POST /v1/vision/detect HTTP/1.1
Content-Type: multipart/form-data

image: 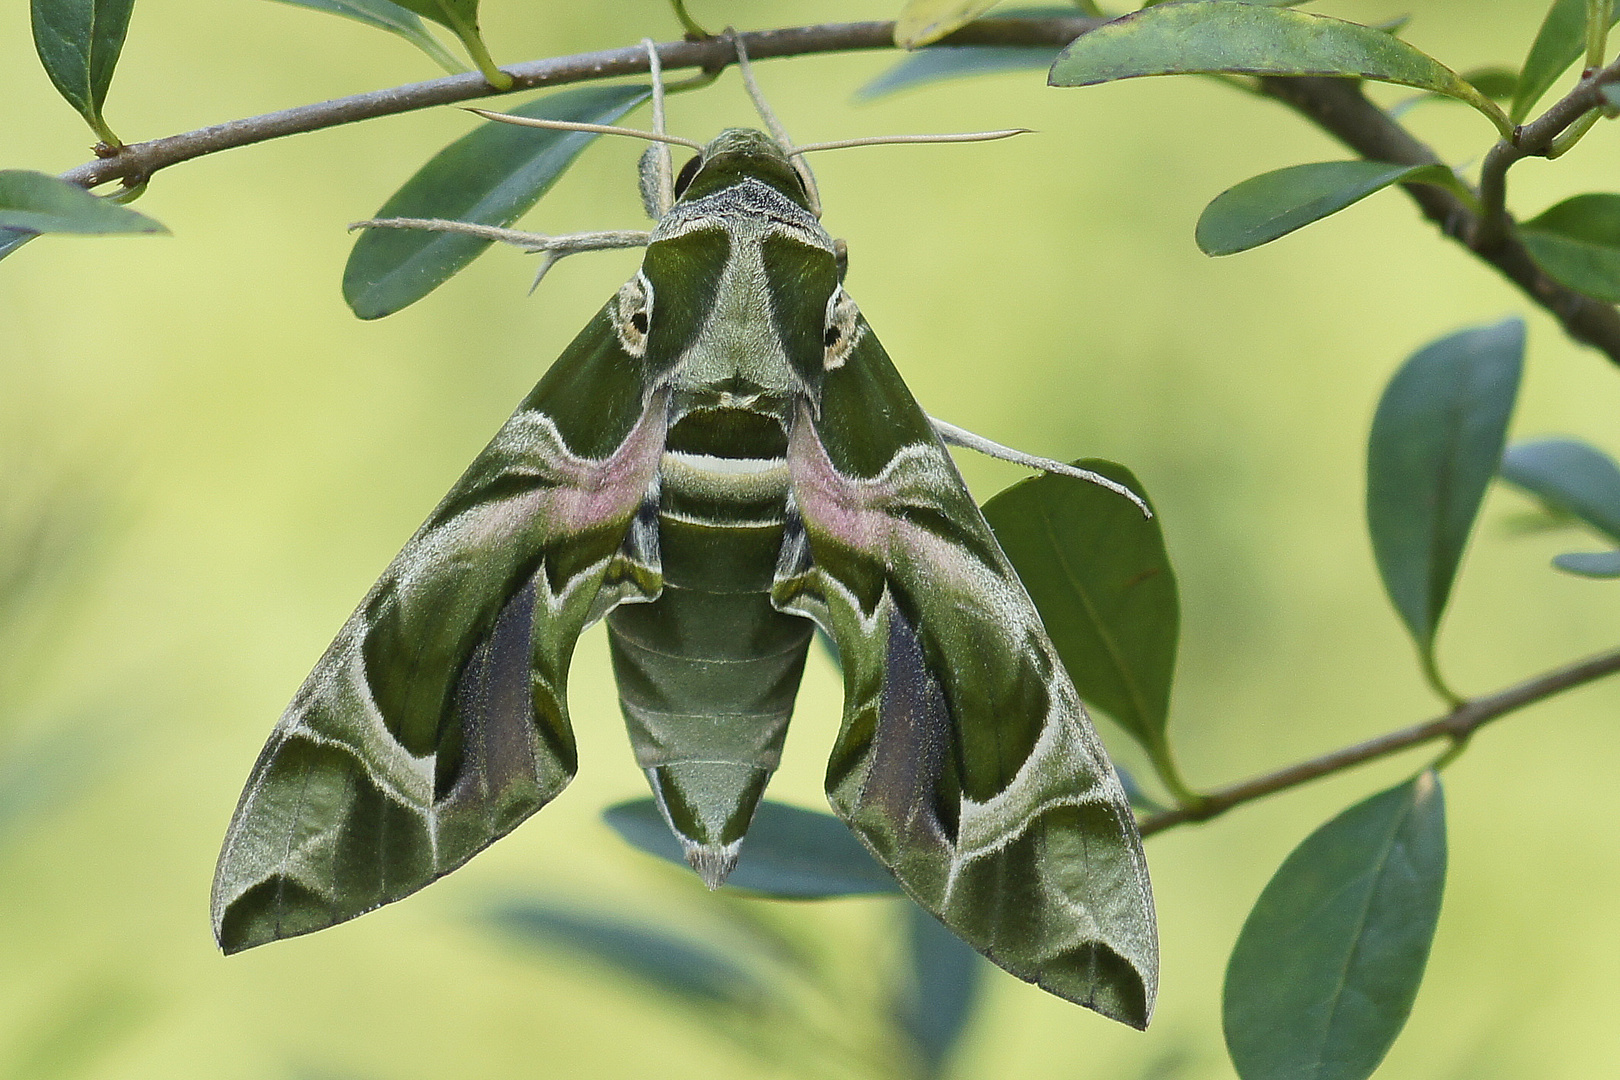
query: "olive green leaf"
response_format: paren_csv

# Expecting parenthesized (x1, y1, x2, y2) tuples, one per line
(1501, 438, 1620, 577)
(29, 0, 136, 146)
(265, 0, 465, 74)
(982, 460, 1181, 780)
(1224, 772, 1446, 1080)
(0, 230, 36, 262)
(859, 7, 1075, 99)
(0, 171, 165, 235)
(895, 0, 1004, 49)
(343, 83, 650, 319)
(603, 798, 902, 898)
(1519, 194, 1620, 303)
(1196, 161, 1467, 256)
(1512, 0, 1620, 122)
(489, 902, 769, 1010)
(1367, 319, 1524, 700)
(1048, 3, 1513, 136)
(388, 0, 509, 87)
(894, 904, 984, 1078)
(1462, 66, 1519, 100)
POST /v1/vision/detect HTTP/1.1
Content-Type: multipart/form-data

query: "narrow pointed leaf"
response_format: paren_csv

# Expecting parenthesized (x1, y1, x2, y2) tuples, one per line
(488, 902, 767, 1009)
(1500, 438, 1620, 542)
(1519, 194, 1620, 303)
(1224, 772, 1447, 1080)
(343, 83, 650, 319)
(1049, 4, 1510, 133)
(1553, 550, 1620, 576)
(896, 903, 984, 1077)
(1512, 0, 1620, 122)
(0, 230, 36, 261)
(30, 0, 135, 144)
(1366, 319, 1524, 668)
(265, 0, 466, 73)
(895, 0, 1004, 49)
(604, 798, 902, 898)
(387, 0, 508, 86)
(981, 460, 1178, 758)
(0, 171, 165, 235)
(1196, 161, 1464, 256)
(1461, 66, 1519, 101)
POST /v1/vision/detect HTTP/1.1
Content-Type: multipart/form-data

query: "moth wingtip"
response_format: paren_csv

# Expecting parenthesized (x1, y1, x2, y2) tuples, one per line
(682, 839, 742, 890)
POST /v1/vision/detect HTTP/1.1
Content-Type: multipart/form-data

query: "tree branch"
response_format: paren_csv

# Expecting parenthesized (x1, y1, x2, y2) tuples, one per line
(1138, 644, 1620, 837)
(1257, 75, 1620, 368)
(51, 15, 1620, 365)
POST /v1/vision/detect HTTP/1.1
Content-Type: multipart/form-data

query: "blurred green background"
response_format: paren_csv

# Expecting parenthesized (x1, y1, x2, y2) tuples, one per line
(5, 0, 1620, 1076)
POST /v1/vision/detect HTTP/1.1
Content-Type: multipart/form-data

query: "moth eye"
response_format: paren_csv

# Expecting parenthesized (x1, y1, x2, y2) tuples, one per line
(615, 272, 653, 357)
(673, 154, 702, 197)
(822, 289, 862, 371)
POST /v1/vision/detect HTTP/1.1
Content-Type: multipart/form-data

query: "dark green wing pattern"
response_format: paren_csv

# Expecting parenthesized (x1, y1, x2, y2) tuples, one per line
(774, 320, 1158, 1027)
(212, 307, 665, 953)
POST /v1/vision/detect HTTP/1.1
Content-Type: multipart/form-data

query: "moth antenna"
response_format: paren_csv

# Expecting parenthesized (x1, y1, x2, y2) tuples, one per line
(929, 416, 1153, 518)
(643, 38, 675, 218)
(732, 33, 822, 218)
(790, 129, 1035, 156)
(463, 109, 703, 150)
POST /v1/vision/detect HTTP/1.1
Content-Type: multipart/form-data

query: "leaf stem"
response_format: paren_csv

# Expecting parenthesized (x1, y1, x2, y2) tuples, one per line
(1419, 648, 1464, 708)
(670, 0, 710, 39)
(1138, 643, 1620, 838)
(1589, 0, 1613, 69)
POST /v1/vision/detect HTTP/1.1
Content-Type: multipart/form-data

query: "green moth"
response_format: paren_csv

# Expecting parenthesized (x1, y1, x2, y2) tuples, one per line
(212, 45, 1158, 1028)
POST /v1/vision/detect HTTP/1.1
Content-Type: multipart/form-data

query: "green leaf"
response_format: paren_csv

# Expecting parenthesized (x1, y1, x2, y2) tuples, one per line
(1461, 66, 1519, 100)
(343, 83, 650, 319)
(388, 0, 509, 86)
(1512, 0, 1620, 122)
(0, 230, 36, 261)
(1196, 161, 1464, 257)
(1520, 193, 1620, 303)
(1500, 438, 1620, 542)
(1048, 3, 1512, 135)
(894, 904, 984, 1078)
(982, 460, 1179, 764)
(1223, 773, 1446, 1080)
(265, 0, 466, 74)
(895, 0, 1004, 49)
(1366, 319, 1524, 697)
(1553, 550, 1620, 576)
(488, 902, 768, 1009)
(0, 171, 166, 235)
(603, 798, 903, 898)
(29, 0, 136, 145)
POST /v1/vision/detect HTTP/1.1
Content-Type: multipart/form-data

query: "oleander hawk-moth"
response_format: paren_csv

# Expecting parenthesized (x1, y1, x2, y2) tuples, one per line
(212, 92, 1158, 1027)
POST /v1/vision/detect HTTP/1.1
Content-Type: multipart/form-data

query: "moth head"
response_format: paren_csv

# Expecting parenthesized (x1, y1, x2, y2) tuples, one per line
(674, 128, 817, 214)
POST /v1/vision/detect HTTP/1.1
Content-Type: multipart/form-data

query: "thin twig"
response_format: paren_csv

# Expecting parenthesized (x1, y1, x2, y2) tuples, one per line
(1138, 644, 1620, 837)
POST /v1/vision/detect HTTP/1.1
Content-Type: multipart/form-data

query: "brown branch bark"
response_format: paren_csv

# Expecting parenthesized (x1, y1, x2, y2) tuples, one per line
(1138, 644, 1620, 837)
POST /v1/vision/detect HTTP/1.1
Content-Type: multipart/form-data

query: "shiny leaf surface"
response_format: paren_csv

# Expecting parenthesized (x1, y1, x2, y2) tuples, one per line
(604, 798, 903, 898)
(1520, 194, 1620, 303)
(982, 460, 1178, 759)
(1500, 437, 1620, 542)
(1224, 773, 1447, 1080)
(29, 0, 135, 144)
(1049, 3, 1508, 132)
(343, 83, 649, 319)
(1366, 319, 1524, 680)
(1197, 161, 1464, 256)
(0, 171, 165, 235)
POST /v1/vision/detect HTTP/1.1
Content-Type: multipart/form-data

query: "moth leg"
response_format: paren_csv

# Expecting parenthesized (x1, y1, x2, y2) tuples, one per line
(733, 34, 822, 218)
(639, 38, 675, 220)
(348, 219, 652, 291)
(928, 415, 1152, 517)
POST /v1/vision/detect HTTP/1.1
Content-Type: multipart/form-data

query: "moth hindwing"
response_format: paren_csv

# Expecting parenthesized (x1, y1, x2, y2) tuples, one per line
(213, 125, 1158, 1028)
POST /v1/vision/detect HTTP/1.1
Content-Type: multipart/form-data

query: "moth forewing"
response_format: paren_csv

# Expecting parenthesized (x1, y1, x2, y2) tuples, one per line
(215, 73, 1158, 1027)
